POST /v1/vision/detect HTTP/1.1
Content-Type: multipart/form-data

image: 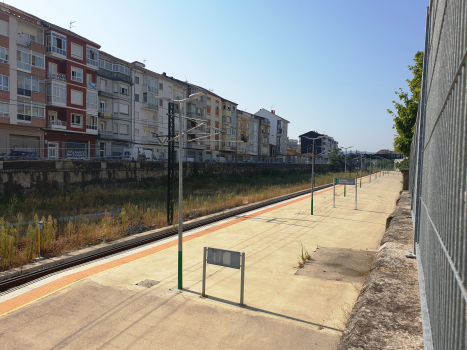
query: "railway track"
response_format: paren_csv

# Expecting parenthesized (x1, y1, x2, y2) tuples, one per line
(0, 182, 333, 293)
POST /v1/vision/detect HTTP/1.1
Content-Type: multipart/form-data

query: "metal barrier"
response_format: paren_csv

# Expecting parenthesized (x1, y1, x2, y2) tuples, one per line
(409, 3, 467, 349)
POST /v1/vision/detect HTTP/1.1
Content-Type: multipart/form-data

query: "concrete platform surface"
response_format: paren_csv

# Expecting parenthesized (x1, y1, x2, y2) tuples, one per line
(0, 173, 401, 350)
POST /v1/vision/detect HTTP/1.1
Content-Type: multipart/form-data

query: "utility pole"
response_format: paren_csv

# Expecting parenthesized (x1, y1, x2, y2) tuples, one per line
(167, 103, 175, 225)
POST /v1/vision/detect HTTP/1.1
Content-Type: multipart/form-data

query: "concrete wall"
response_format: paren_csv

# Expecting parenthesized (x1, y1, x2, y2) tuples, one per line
(0, 160, 333, 193)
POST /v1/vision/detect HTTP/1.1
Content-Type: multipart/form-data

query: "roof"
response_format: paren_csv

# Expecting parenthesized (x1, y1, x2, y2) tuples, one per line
(1, 3, 101, 48)
(99, 50, 132, 66)
(257, 108, 290, 123)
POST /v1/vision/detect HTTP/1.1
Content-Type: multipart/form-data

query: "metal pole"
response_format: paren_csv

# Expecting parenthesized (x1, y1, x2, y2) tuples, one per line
(360, 154, 362, 188)
(178, 101, 183, 290)
(355, 179, 357, 210)
(333, 178, 335, 208)
(311, 139, 315, 215)
(240, 252, 245, 306)
(202, 247, 207, 297)
(38, 228, 41, 259)
(344, 149, 347, 197)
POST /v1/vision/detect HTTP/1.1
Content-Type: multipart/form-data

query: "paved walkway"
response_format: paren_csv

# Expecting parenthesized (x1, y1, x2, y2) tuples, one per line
(0, 173, 401, 350)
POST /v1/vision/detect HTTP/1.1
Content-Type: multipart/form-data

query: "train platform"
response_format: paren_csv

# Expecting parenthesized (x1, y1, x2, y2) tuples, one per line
(0, 173, 402, 350)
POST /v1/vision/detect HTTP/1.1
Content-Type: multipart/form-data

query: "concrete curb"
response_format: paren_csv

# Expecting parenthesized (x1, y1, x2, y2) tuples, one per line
(0, 185, 322, 284)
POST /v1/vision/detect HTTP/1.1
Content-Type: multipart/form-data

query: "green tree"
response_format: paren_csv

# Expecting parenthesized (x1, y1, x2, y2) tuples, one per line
(387, 51, 423, 157)
(329, 148, 344, 170)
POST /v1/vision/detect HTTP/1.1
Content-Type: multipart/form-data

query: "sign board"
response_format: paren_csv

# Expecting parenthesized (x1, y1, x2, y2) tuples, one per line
(207, 248, 241, 269)
(336, 178, 356, 185)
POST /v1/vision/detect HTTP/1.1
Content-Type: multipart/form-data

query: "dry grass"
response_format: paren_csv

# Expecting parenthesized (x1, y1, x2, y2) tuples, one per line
(0, 170, 367, 271)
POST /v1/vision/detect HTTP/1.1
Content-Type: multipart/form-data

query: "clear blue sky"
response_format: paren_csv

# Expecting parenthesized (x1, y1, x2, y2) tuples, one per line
(11, 0, 428, 152)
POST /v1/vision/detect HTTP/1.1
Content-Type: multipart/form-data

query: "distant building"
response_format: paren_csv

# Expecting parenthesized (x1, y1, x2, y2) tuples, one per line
(287, 138, 298, 150)
(376, 149, 404, 159)
(255, 109, 289, 157)
(299, 131, 338, 160)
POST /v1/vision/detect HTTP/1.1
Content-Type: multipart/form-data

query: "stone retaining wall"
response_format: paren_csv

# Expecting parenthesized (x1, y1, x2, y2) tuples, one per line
(0, 160, 333, 193)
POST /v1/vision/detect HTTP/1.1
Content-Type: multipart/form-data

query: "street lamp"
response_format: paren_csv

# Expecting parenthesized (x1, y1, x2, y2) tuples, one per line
(302, 135, 325, 215)
(341, 146, 353, 197)
(161, 92, 205, 290)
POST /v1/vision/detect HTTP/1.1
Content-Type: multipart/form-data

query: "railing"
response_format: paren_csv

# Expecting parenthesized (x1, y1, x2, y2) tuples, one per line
(46, 95, 66, 106)
(144, 120, 158, 127)
(98, 85, 113, 94)
(47, 72, 67, 82)
(47, 120, 67, 129)
(142, 136, 159, 143)
(86, 124, 98, 133)
(143, 103, 158, 111)
(408, 2, 467, 349)
(17, 36, 43, 47)
(98, 129, 113, 135)
(98, 108, 112, 115)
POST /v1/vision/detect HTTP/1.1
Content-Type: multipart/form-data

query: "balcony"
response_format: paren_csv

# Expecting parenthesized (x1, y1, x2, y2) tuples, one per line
(143, 119, 158, 127)
(187, 142, 205, 150)
(142, 103, 158, 111)
(47, 120, 67, 130)
(98, 85, 113, 99)
(47, 72, 67, 82)
(98, 129, 113, 139)
(142, 136, 160, 143)
(98, 108, 112, 119)
(46, 95, 66, 107)
(97, 68, 132, 84)
(86, 124, 98, 134)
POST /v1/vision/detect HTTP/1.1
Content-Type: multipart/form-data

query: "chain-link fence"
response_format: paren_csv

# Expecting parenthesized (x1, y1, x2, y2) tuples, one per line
(409, 3, 467, 349)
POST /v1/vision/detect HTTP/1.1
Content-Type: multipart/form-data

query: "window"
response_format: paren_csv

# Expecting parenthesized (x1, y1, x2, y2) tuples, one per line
(120, 104, 129, 115)
(113, 123, 118, 134)
(159, 99, 163, 107)
(71, 67, 83, 82)
(135, 94, 139, 102)
(113, 102, 119, 113)
(86, 47, 99, 67)
(113, 82, 119, 93)
(120, 85, 128, 95)
(47, 82, 67, 105)
(216, 103, 219, 110)
(99, 59, 113, 71)
(227, 105, 231, 111)
(31, 52, 45, 69)
(71, 113, 82, 127)
(135, 129, 139, 137)
(0, 46, 8, 63)
(17, 73, 30, 96)
(0, 19, 7, 36)
(71, 90, 83, 105)
(17, 100, 45, 121)
(87, 91, 98, 111)
(143, 76, 158, 93)
(223, 104, 226, 110)
(135, 112, 139, 119)
(120, 124, 129, 135)
(232, 105, 236, 113)
(207, 99, 211, 107)
(87, 73, 92, 84)
(227, 117, 231, 123)
(0, 102, 9, 118)
(45, 32, 66, 56)
(17, 48, 31, 71)
(135, 76, 139, 84)
(100, 100, 106, 111)
(71, 43, 83, 59)
(112, 63, 130, 75)
(32, 76, 45, 94)
(0, 74, 7, 91)
(159, 82, 163, 90)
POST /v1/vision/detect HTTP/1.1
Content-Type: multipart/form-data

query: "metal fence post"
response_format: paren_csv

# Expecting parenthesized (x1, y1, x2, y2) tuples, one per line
(333, 178, 335, 208)
(355, 181, 357, 210)
(240, 252, 245, 306)
(201, 246, 207, 297)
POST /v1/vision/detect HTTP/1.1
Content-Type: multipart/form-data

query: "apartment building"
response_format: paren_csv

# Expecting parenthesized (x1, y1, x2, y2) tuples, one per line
(220, 99, 238, 160)
(0, 4, 290, 162)
(0, 6, 47, 155)
(299, 131, 338, 160)
(42, 19, 101, 159)
(95, 51, 132, 158)
(255, 109, 289, 157)
(205, 91, 221, 160)
(257, 116, 270, 157)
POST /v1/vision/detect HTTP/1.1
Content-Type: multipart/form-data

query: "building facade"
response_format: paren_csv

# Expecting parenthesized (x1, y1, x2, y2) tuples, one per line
(255, 108, 289, 158)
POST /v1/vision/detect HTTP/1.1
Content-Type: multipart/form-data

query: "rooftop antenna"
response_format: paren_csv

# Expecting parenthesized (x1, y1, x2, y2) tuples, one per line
(143, 59, 147, 66)
(69, 21, 76, 31)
